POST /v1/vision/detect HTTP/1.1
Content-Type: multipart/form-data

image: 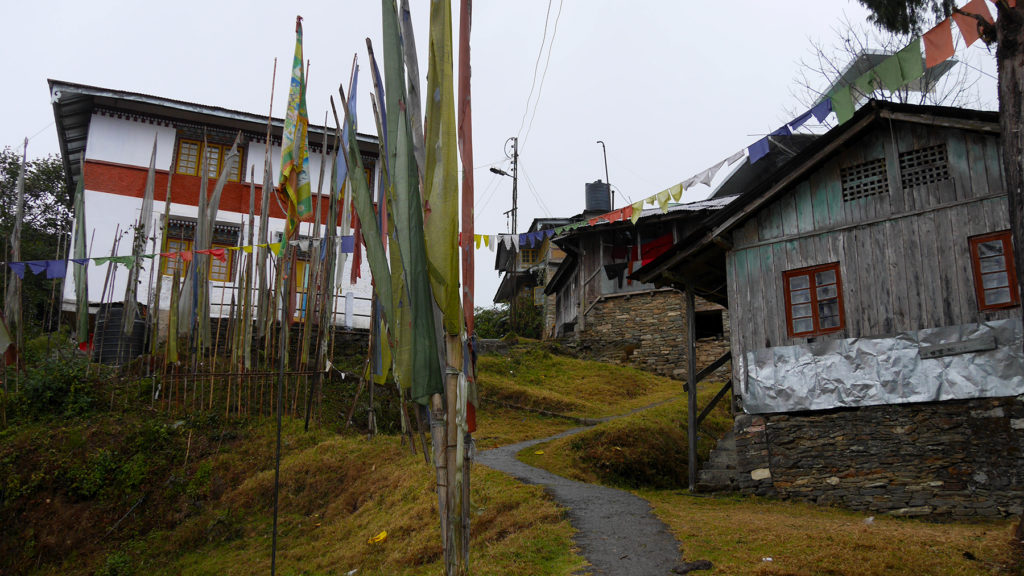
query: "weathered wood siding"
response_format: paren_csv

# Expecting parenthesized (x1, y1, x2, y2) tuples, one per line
(727, 120, 1017, 383)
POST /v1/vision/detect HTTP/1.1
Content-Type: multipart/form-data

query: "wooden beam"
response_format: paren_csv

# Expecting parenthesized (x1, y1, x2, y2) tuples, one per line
(685, 286, 698, 492)
(696, 379, 733, 429)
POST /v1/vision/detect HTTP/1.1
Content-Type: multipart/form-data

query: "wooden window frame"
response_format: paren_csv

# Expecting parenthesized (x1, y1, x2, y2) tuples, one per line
(175, 138, 243, 182)
(162, 237, 193, 276)
(783, 262, 845, 338)
(969, 230, 1019, 311)
(161, 222, 239, 283)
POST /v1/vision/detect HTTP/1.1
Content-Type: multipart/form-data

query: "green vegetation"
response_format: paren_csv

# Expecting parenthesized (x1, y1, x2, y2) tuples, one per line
(2, 338, 1021, 575)
(519, 395, 732, 489)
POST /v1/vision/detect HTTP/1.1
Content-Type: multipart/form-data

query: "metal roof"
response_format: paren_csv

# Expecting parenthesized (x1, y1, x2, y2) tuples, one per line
(48, 79, 379, 192)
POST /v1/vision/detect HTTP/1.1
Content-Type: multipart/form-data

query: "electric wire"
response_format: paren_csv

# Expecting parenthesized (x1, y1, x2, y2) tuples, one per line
(515, 0, 555, 143)
(521, 0, 564, 149)
(518, 165, 553, 218)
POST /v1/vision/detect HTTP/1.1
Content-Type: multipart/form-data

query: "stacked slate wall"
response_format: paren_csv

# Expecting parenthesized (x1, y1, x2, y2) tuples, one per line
(733, 396, 1024, 518)
(569, 289, 731, 380)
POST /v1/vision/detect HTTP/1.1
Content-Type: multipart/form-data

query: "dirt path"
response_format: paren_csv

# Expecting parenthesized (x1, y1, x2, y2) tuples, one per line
(476, 425, 686, 575)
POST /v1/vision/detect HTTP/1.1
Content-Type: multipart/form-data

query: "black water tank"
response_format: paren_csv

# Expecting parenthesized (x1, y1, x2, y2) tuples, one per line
(92, 303, 147, 365)
(585, 180, 611, 212)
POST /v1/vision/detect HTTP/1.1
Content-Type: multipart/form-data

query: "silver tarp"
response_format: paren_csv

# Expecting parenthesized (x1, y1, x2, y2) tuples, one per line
(743, 318, 1024, 414)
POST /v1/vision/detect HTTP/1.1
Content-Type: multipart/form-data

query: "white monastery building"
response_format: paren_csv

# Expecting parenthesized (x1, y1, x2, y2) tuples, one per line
(50, 79, 378, 331)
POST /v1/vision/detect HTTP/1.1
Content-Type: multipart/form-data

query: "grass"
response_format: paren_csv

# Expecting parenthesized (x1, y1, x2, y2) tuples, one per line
(643, 491, 1022, 576)
(6, 339, 1023, 575)
(518, 384, 733, 489)
(476, 341, 683, 420)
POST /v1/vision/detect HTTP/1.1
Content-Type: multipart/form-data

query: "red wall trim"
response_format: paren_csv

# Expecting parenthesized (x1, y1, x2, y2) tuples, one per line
(83, 160, 343, 224)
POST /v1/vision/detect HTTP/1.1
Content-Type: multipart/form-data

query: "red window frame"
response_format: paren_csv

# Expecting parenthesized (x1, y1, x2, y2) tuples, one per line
(969, 230, 1019, 311)
(783, 262, 845, 338)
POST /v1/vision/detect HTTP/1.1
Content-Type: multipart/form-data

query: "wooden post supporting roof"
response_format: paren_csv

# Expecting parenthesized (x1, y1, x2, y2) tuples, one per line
(686, 286, 698, 492)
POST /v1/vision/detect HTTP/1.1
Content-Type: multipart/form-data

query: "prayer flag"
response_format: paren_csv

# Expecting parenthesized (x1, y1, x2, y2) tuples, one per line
(45, 260, 66, 279)
(26, 261, 46, 276)
(631, 200, 644, 224)
(423, 0, 462, 336)
(657, 189, 670, 212)
(923, 19, 954, 69)
(854, 70, 876, 96)
(830, 87, 855, 124)
(875, 54, 903, 91)
(810, 99, 832, 123)
(279, 16, 314, 239)
(72, 160, 89, 344)
(748, 137, 770, 164)
(952, 0, 993, 47)
(726, 149, 747, 165)
(897, 38, 924, 85)
(790, 110, 813, 131)
(771, 125, 792, 137)
(8, 262, 25, 279)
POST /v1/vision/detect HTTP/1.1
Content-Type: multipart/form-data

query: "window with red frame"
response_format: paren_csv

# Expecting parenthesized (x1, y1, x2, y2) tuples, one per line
(969, 230, 1019, 311)
(783, 262, 844, 338)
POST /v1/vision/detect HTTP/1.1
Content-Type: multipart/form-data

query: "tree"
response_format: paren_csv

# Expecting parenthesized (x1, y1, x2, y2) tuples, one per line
(856, 0, 1023, 539)
(0, 148, 72, 335)
(791, 14, 984, 118)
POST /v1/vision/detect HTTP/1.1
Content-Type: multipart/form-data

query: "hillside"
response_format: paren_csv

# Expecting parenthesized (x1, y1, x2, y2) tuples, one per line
(0, 339, 682, 575)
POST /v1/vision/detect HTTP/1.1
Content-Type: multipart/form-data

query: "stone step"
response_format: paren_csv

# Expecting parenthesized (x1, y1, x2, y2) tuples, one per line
(696, 429, 739, 493)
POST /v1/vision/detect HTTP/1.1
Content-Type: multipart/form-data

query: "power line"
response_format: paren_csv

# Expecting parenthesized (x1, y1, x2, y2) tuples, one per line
(515, 0, 555, 143)
(522, 0, 564, 149)
(519, 165, 552, 218)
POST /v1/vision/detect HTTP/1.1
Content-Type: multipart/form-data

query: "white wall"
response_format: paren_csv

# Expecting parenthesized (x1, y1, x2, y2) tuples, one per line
(86, 114, 177, 168)
(63, 189, 373, 330)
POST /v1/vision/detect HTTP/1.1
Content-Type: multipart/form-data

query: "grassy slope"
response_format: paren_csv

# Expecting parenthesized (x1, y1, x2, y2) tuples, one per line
(5, 341, 1021, 575)
(494, 345, 1024, 575)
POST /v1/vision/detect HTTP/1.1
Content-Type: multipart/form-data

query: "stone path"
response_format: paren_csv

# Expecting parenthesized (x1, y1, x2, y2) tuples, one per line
(476, 424, 688, 575)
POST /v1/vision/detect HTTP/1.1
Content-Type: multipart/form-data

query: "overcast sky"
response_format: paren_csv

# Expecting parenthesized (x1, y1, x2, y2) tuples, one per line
(1, 0, 999, 305)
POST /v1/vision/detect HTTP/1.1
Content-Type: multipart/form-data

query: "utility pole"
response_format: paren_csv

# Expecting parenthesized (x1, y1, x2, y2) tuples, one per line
(490, 136, 520, 331)
(491, 137, 519, 234)
(597, 140, 612, 209)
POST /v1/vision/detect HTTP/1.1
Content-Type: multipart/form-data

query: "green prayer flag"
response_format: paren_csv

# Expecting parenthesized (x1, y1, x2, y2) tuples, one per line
(423, 0, 461, 336)
(830, 87, 855, 124)
(897, 38, 924, 86)
(382, 0, 442, 404)
(72, 162, 89, 345)
(854, 70, 875, 96)
(875, 54, 903, 92)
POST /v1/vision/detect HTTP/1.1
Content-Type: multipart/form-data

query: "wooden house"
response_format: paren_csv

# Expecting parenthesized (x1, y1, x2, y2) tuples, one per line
(633, 101, 1024, 517)
(544, 189, 735, 379)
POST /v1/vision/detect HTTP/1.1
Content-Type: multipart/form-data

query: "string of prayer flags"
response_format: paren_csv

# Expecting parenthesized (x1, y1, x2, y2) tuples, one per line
(923, 19, 954, 68)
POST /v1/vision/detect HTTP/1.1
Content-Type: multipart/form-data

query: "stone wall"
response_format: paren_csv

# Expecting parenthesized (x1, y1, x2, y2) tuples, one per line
(732, 396, 1024, 518)
(572, 289, 731, 380)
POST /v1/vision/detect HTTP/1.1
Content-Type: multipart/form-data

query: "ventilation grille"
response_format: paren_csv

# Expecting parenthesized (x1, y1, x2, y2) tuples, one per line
(840, 157, 888, 201)
(899, 144, 950, 189)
